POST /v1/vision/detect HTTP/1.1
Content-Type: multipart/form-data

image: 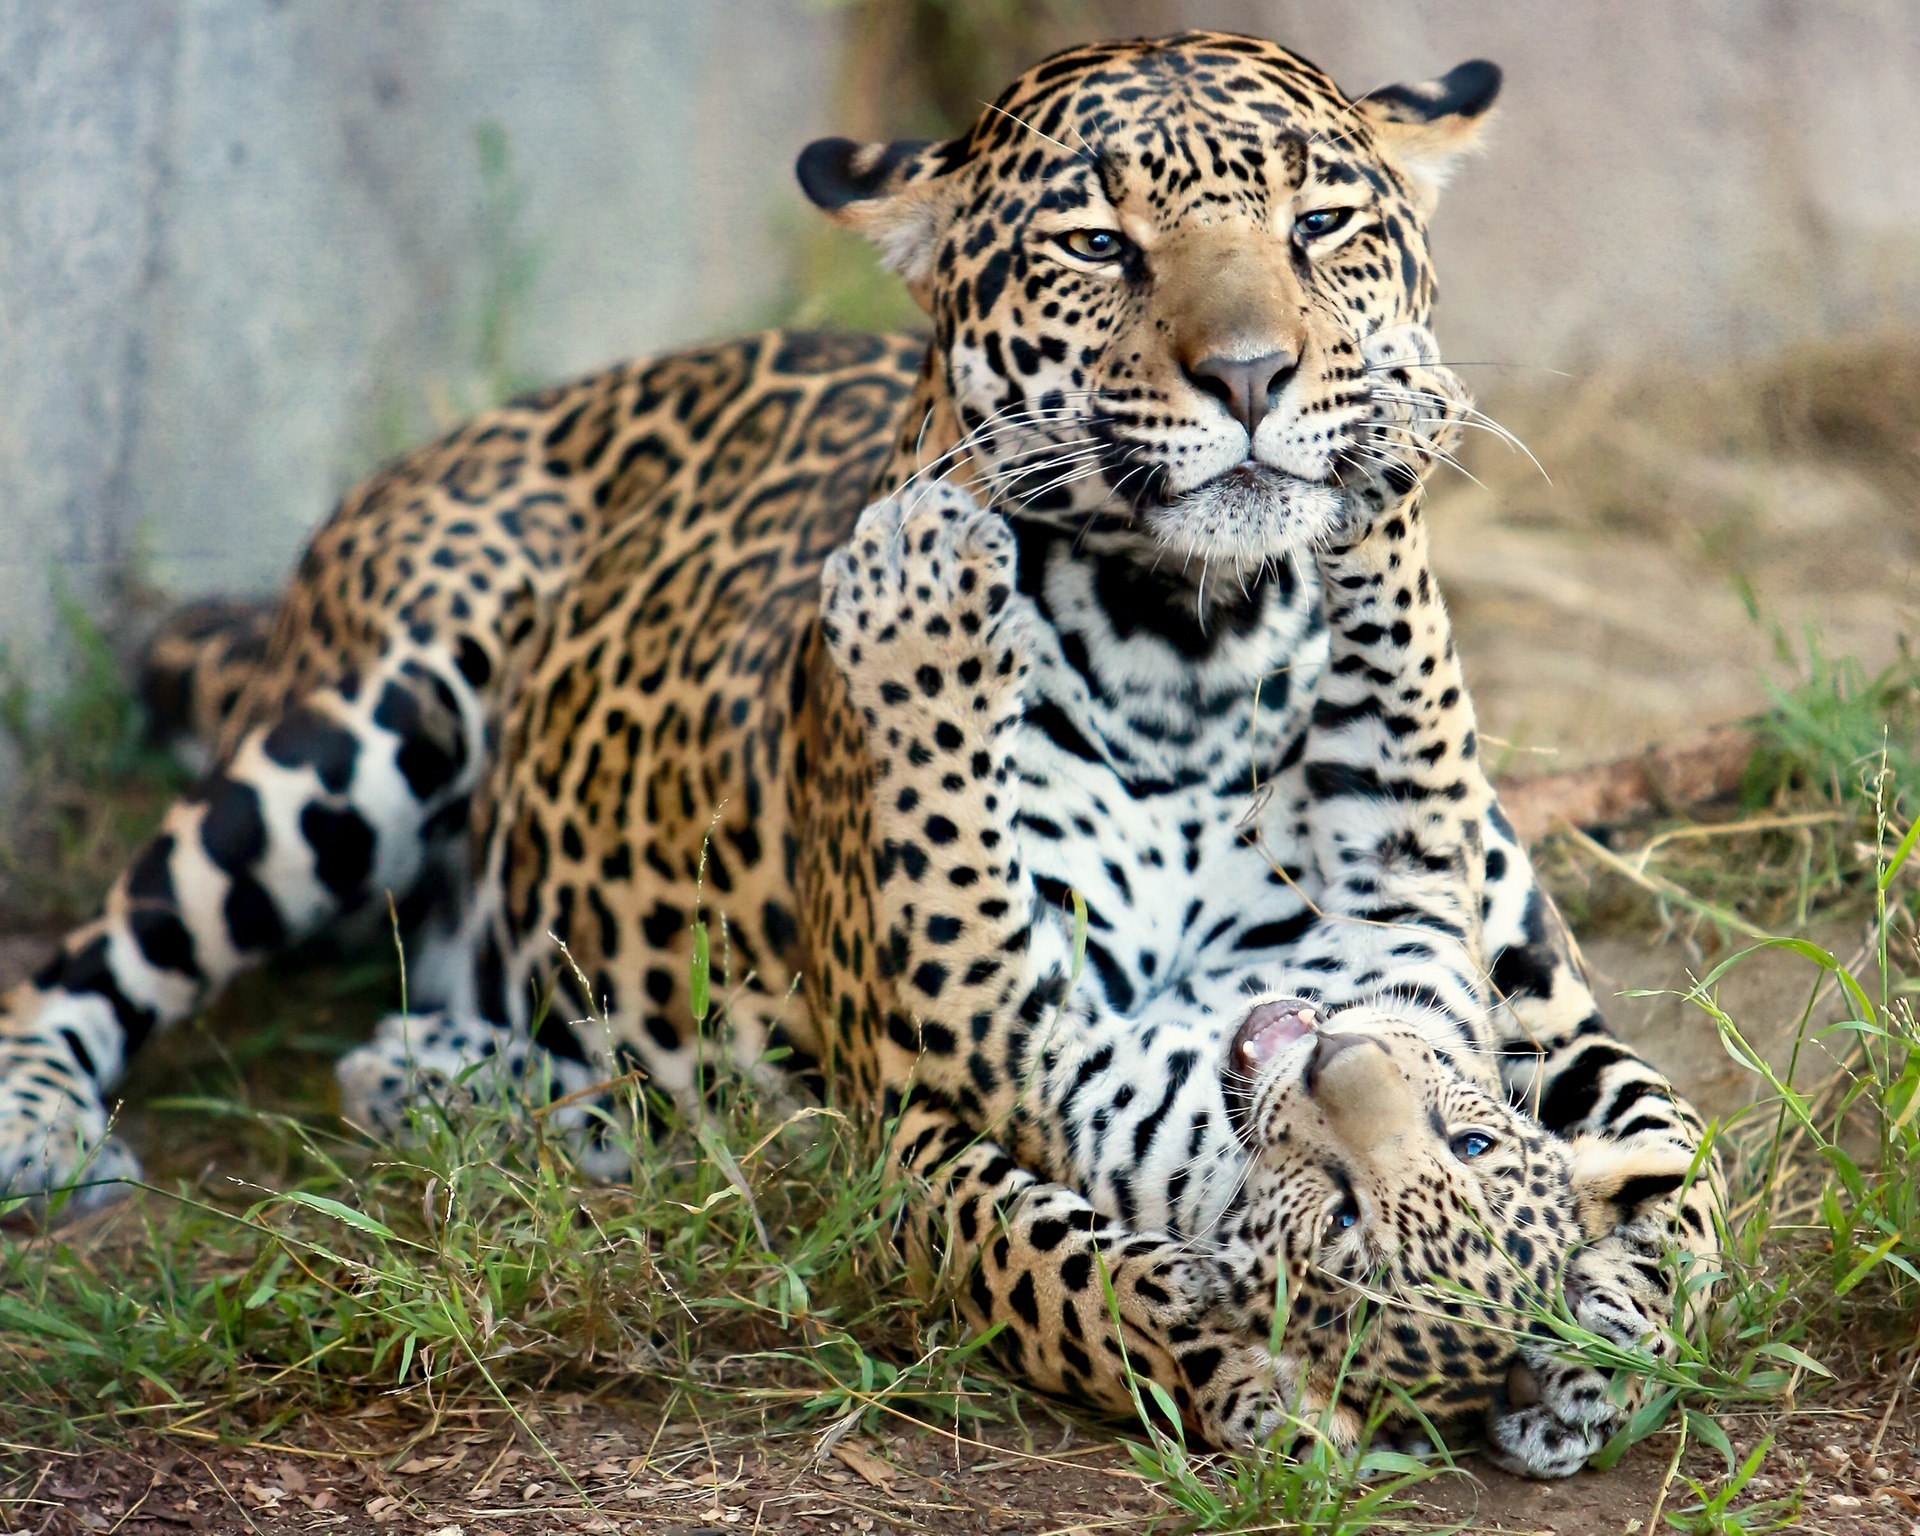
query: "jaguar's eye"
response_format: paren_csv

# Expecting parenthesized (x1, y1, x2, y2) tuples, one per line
(1330, 1195, 1361, 1232)
(1451, 1130, 1495, 1160)
(1294, 207, 1355, 241)
(1058, 229, 1126, 262)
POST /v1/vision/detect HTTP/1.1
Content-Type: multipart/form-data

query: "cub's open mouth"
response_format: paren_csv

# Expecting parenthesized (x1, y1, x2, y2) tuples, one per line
(1235, 997, 1322, 1067)
(1225, 998, 1322, 1132)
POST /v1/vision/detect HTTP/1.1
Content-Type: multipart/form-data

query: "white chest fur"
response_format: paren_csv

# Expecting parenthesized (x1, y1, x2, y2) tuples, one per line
(1007, 528, 1331, 1016)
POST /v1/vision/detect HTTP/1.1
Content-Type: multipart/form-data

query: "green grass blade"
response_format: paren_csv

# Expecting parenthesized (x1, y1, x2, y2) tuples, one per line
(269, 1190, 399, 1240)
(689, 919, 711, 1022)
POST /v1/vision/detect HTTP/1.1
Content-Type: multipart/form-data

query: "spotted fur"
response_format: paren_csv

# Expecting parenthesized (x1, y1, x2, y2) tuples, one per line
(0, 32, 1716, 1476)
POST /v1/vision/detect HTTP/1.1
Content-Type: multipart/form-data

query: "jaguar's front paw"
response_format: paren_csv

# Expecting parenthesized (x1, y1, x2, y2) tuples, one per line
(337, 1012, 631, 1179)
(1110, 1250, 1297, 1449)
(820, 482, 1032, 718)
(1183, 1331, 1295, 1447)
(336, 1010, 529, 1137)
(1565, 1217, 1679, 1358)
(0, 1010, 139, 1220)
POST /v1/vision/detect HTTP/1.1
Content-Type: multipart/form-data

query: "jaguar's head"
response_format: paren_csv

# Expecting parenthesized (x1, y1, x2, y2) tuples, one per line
(798, 29, 1498, 566)
(1217, 999, 1679, 1447)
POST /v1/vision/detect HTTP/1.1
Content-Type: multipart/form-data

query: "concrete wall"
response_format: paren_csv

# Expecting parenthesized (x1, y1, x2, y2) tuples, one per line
(0, 0, 841, 702)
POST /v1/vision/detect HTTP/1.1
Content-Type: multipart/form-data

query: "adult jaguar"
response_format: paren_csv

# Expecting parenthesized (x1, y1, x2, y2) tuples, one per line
(1, 32, 1716, 1475)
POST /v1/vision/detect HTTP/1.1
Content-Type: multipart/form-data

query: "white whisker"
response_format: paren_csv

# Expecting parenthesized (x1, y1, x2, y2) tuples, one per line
(987, 457, 1114, 512)
(1374, 432, 1488, 489)
(1366, 425, 1488, 490)
(1367, 387, 1551, 483)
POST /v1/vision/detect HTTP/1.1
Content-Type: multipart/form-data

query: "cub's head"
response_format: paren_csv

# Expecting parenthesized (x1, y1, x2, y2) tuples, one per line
(798, 30, 1498, 565)
(1217, 1000, 1682, 1446)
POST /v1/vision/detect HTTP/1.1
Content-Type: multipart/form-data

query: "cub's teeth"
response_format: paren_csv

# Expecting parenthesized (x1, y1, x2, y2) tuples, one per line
(1236, 999, 1319, 1065)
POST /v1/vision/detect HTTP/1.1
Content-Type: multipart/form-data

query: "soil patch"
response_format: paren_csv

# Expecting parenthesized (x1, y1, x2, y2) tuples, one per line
(8, 1389, 1918, 1535)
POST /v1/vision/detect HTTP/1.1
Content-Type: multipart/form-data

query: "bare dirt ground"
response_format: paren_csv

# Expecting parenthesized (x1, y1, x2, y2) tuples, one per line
(6, 1384, 1918, 1535)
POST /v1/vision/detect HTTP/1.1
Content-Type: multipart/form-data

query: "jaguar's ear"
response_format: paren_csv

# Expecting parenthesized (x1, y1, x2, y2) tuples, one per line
(796, 136, 965, 305)
(1567, 1134, 1692, 1239)
(1355, 59, 1501, 211)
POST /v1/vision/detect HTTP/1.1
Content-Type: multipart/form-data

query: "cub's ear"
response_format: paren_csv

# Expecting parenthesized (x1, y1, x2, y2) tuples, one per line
(1355, 58, 1501, 210)
(1567, 1133, 1693, 1239)
(796, 136, 964, 305)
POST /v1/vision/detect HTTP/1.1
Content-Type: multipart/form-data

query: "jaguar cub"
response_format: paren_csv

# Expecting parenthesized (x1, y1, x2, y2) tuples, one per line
(1, 31, 1716, 1473)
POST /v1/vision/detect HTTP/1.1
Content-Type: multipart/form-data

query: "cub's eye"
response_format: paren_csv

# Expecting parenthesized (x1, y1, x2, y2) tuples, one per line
(1294, 207, 1355, 241)
(1058, 229, 1126, 262)
(1451, 1130, 1495, 1160)
(1329, 1195, 1361, 1233)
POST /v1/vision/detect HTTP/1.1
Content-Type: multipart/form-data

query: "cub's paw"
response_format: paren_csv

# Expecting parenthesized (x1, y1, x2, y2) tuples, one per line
(1569, 1215, 1680, 1342)
(1177, 1315, 1357, 1454)
(0, 1008, 139, 1220)
(1183, 1330, 1292, 1448)
(1485, 1386, 1613, 1479)
(1485, 1220, 1676, 1477)
(336, 1012, 630, 1179)
(820, 482, 1032, 719)
(1096, 1245, 1290, 1448)
(1342, 322, 1472, 521)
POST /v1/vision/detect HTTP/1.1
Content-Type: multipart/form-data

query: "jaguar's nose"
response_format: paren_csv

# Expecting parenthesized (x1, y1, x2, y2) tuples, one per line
(1307, 1032, 1414, 1156)
(1184, 348, 1299, 437)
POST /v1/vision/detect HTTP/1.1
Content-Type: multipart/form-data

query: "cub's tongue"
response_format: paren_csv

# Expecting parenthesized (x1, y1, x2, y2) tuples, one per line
(1234, 998, 1320, 1069)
